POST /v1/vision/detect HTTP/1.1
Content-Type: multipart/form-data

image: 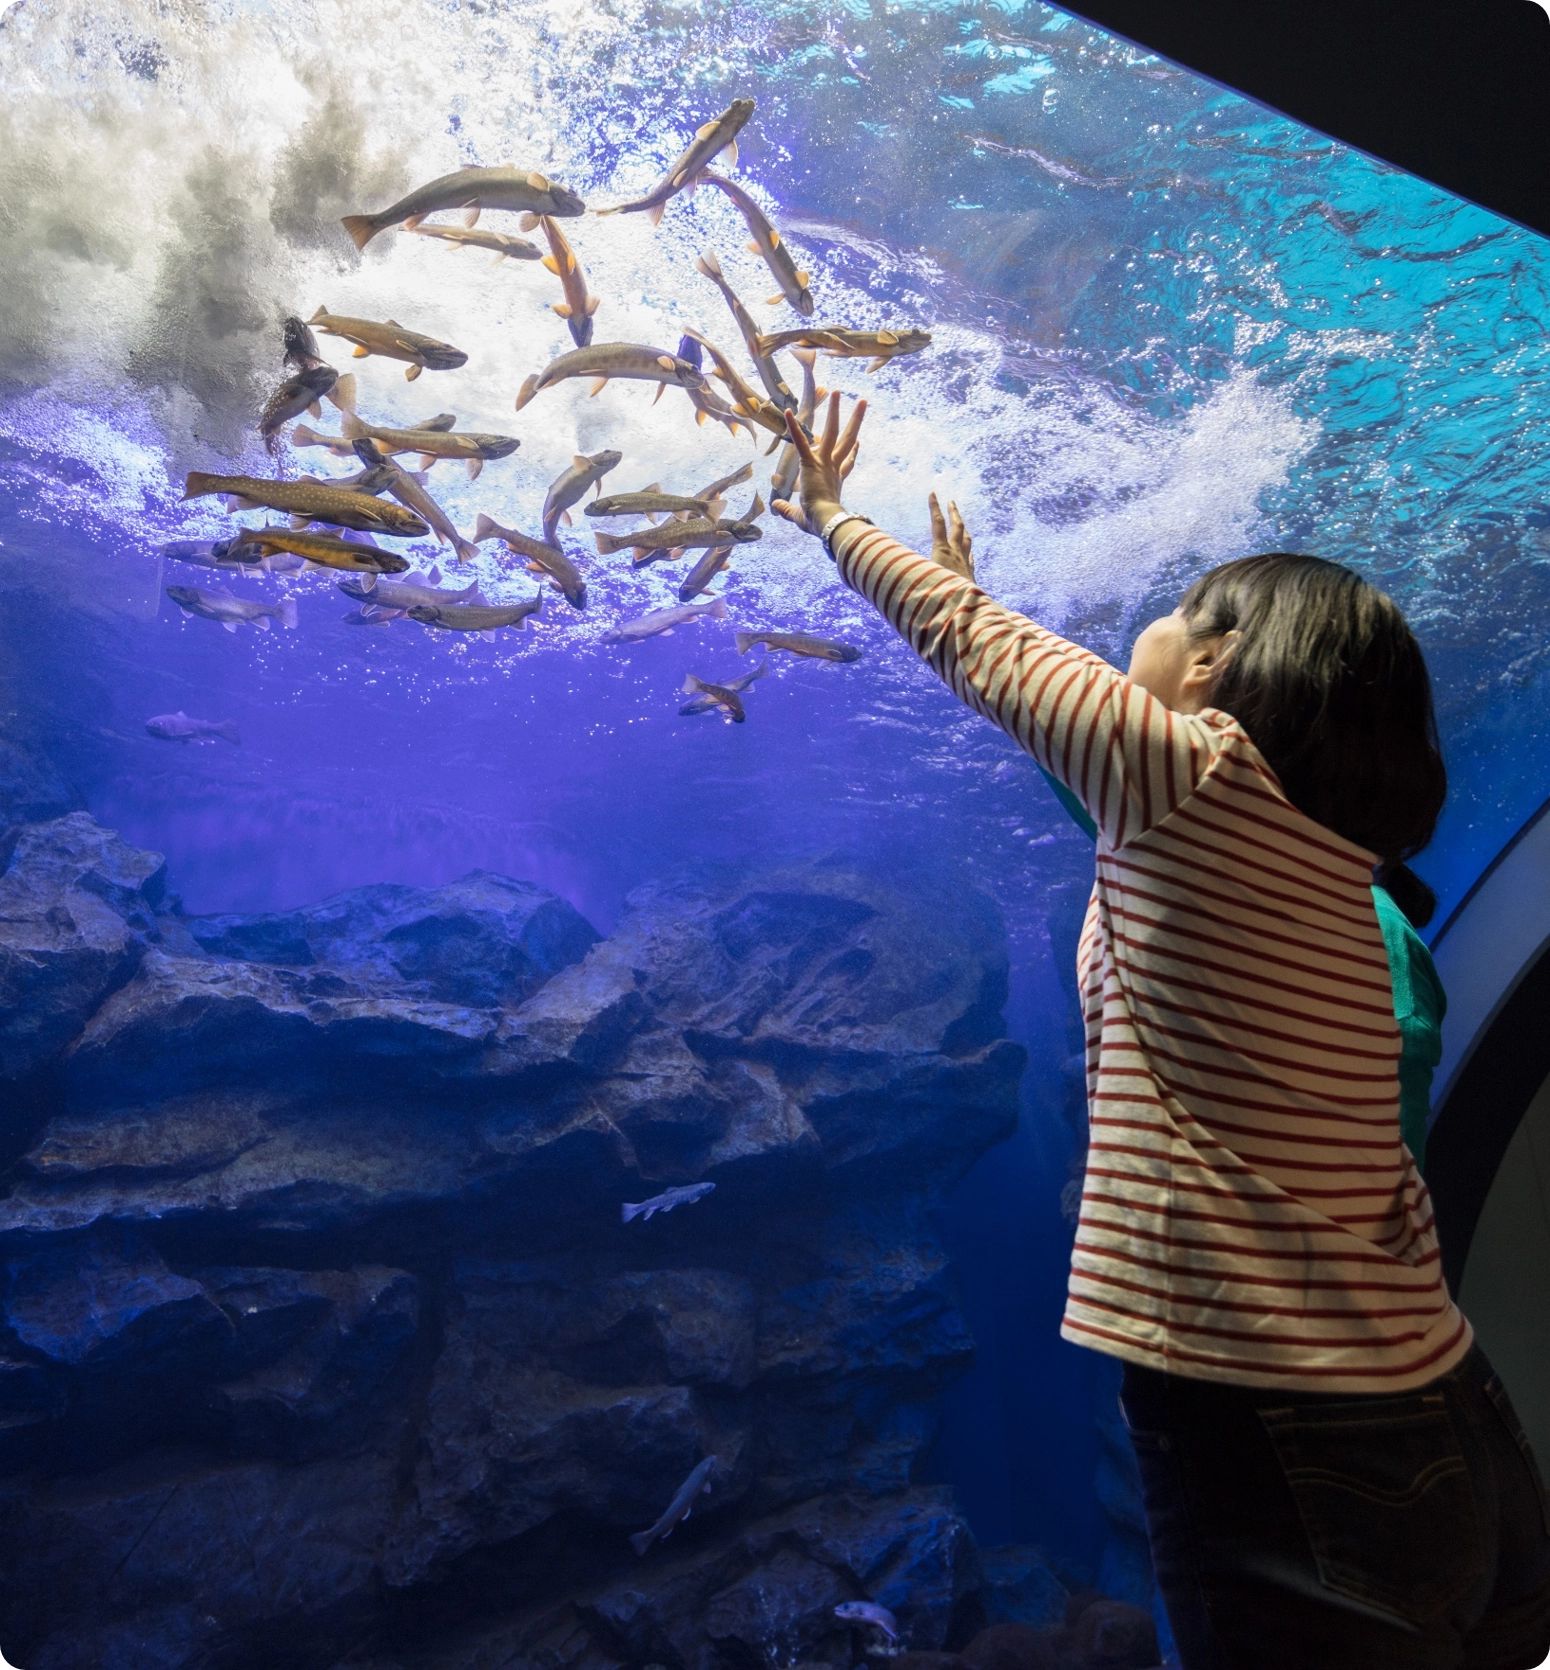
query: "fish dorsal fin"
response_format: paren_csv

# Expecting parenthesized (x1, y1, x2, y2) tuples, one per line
(695, 119, 718, 139)
(877, 329, 899, 346)
(527, 170, 551, 190)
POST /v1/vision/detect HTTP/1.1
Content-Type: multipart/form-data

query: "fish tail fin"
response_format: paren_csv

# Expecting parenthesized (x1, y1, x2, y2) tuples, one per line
(735, 631, 757, 654)
(291, 424, 322, 447)
(594, 531, 619, 555)
(621, 1201, 642, 1223)
(681, 674, 705, 694)
(276, 597, 300, 631)
(515, 373, 539, 412)
(216, 722, 242, 745)
(748, 658, 770, 682)
(472, 514, 498, 544)
(453, 536, 480, 565)
(792, 347, 818, 367)
(707, 598, 728, 620)
(308, 305, 328, 323)
(341, 411, 367, 440)
(629, 1530, 653, 1556)
(182, 471, 218, 500)
(340, 215, 377, 251)
(329, 372, 357, 413)
(695, 249, 722, 280)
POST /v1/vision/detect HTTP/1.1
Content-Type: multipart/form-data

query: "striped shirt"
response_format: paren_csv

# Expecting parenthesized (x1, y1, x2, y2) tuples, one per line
(832, 520, 1472, 1393)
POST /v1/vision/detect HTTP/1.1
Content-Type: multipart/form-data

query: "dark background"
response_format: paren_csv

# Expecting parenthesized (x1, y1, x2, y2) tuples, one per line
(1065, 0, 1550, 239)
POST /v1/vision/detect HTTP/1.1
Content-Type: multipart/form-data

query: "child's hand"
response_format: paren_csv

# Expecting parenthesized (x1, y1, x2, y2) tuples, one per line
(928, 492, 974, 582)
(771, 392, 867, 537)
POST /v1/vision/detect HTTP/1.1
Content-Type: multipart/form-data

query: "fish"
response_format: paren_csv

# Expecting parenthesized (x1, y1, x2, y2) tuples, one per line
(683, 378, 755, 441)
(678, 330, 790, 440)
(145, 711, 241, 746)
(601, 596, 728, 644)
(695, 249, 797, 412)
(752, 326, 931, 373)
(621, 1181, 716, 1223)
(538, 216, 601, 349)
(585, 488, 715, 521)
(678, 542, 733, 603)
(290, 411, 458, 456)
(597, 98, 755, 225)
(338, 567, 481, 618)
(351, 438, 478, 561)
(282, 314, 326, 370)
(629, 1456, 718, 1557)
(295, 461, 396, 496)
(331, 376, 519, 479)
(692, 462, 755, 507)
(543, 448, 622, 544)
(407, 592, 545, 635)
(159, 537, 304, 577)
(406, 222, 544, 261)
(770, 347, 820, 505)
(307, 306, 467, 381)
(341, 166, 586, 250)
(165, 584, 299, 633)
(735, 628, 860, 662)
(695, 170, 814, 315)
(833, 1602, 901, 1643)
(472, 515, 588, 610)
(259, 364, 340, 455)
(218, 525, 412, 575)
(515, 342, 705, 411)
(594, 515, 762, 560)
(182, 472, 429, 537)
(679, 664, 768, 722)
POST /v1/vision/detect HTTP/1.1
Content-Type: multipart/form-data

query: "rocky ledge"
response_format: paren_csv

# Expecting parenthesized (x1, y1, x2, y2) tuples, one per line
(0, 805, 1155, 1670)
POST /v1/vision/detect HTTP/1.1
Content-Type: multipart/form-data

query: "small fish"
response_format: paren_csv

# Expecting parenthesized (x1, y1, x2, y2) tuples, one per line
(597, 98, 755, 225)
(182, 472, 429, 537)
(679, 668, 761, 723)
(308, 306, 467, 381)
(695, 248, 797, 412)
(679, 660, 767, 717)
(692, 461, 754, 508)
(601, 597, 728, 644)
(678, 542, 733, 603)
(629, 1456, 718, 1557)
(338, 567, 481, 618)
(594, 516, 761, 560)
(543, 448, 623, 543)
(296, 461, 396, 496)
(351, 438, 478, 560)
(538, 216, 601, 349)
(406, 222, 544, 260)
(515, 342, 705, 411)
(407, 592, 545, 635)
(290, 410, 458, 456)
(586, 488, 714, 521)
(752, 326, 931, 374)
(621, 1181, 716, 1223)
(771, 348, 820, 505)
(341, 166, 585, 250)
(145, 711, 241, 746)
(679, 330, 790, 440)
(166, 584, 299, 634)
(472, 514, 588, 610)
(735, 628, 860, 662)
(259, 364, 340, 455)
(695, 169, 814, 315)
(281, 314, 326, 370)
(330, 376, 519, 479)
(218, 525, 411, 575)
(833, 1602, 901, 1643)
(159, 537, 303, 576)
(683, 378, 755, 441)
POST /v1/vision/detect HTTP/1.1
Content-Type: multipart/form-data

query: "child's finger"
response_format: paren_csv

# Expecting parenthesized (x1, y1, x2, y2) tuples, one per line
(837, 398, 867, 458)
(928, 493, 945, 544)
(770, 498, 801, 525)
(784, 408, 817, 466)
(822, 390, 842, 455)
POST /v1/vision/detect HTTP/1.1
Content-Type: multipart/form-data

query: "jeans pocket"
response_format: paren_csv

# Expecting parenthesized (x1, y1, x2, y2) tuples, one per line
(1259, 1391, 1482, 1626)
(1483, 1372, 1550, 1539)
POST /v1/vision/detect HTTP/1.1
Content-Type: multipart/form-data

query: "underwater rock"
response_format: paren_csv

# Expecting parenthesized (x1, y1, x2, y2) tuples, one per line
(979, 1543, 1071, 1628)
(1061, 1596, 1159, 1669)
(0, 737, 82, 830)
(962, 1621, 1059, 1670)
(187, 869, 599, 1008)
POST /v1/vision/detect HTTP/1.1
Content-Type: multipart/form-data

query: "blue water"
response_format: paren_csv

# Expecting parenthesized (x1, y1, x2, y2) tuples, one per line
(3, 0, 1548, 1594)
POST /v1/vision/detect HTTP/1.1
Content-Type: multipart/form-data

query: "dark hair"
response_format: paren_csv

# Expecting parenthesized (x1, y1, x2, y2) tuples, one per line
(1179, 554, 1446, 912)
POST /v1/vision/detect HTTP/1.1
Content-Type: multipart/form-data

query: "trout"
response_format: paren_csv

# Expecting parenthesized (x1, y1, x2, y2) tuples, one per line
(601, 596, 728, 644)
(408, 592, 545, 635)
(543, 448, 622, 543)
(735, 628, 860, 662)
(259, 365, 339, 455)
(597, 99, 754, 226)
(330, 378, 519, 478)
(290, 411, 457, 456)
(629, 1457, 718, 1556)
(586, 488, 714, 521)
(219, 526, 411, 575)
(160, 538, 305, 577)
(833, 1603, 901, 1644)
(308, 306, 467, 381)
(770, 347, 820, 504)
(166, 584, 299, 633)
(684, 379, 754, 440)
(678, 542, 732, 602)
(338, 567, 481, 619)
(341, 166, 585, 249)
(620, 1181, 716, 1223)
(752, 326, 931, 372)
(352, 438, 478, 561)
(692, 461, 755, 508)
(146, 711, 241, 746)
(538, 216, 601, 349)
(406, 222, 543, 260)
(680, 660, 768, 722)
(515, 342, 705, 411)
(696, 169, 814, 315)
(282, 314, 325, 370)
(182, 472, 429, 537)
(472, 514, 588, 611)
(695, 249, 797, 412)
(594, 515, 762, 560)
(679, 330, 789, 439)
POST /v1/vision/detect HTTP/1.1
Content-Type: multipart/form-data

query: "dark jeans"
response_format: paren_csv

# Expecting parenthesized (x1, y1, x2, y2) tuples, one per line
(1120, 1343, 1550, 1669)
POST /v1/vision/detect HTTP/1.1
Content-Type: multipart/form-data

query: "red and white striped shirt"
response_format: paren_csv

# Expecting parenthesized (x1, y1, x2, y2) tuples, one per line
(833, 520, 1472, 1392)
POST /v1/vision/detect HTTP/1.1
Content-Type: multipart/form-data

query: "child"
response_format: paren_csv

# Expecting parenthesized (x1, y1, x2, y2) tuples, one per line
(773, 396, 1550, 1670)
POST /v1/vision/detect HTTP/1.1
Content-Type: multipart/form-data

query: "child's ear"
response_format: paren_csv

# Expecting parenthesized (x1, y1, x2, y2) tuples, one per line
(1183, 629, 1239, 701)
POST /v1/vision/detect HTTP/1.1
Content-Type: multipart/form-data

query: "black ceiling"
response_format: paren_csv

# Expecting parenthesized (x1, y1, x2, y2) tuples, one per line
(1064, 0, 1550, 241)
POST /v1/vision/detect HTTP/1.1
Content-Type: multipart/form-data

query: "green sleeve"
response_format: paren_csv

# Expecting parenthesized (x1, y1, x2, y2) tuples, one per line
(1371, 884, 1446, 1171)
(1038, 765, 1098, 842)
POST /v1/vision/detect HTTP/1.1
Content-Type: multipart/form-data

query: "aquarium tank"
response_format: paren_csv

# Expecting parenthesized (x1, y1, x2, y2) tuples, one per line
(1, 0, 1547, 1665)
